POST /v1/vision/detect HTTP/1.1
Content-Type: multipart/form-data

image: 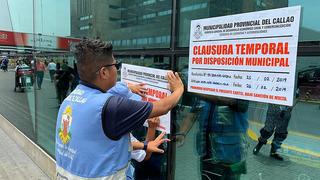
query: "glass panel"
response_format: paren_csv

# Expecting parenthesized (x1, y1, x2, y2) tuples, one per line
(289, 0, 320, 41)
(71, 0, 172, 50)
(174, 57, 200, 180)
(117, 55, 170, 69)
(33, 0, 74, 156)
(117, 55, 171, 180)
(174, 56, 320, 179)
(0, 0, 36, 142)
(177, 0, 289, 47)
(34, 54, 75, 157)
(0, 54, 36, 141)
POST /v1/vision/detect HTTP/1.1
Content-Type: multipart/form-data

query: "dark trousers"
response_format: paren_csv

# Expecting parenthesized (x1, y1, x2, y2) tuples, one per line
(2, 65, 8, 72)
(36, 71, 44, 89)
(133, 153, 164, 180)
(57, 88, 68, 104)
(258, 105, 291, 150)
(49, 70, 55, 82)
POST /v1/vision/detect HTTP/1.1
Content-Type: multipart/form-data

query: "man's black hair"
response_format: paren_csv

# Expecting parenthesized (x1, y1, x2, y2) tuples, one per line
(74, 38, 113, 82)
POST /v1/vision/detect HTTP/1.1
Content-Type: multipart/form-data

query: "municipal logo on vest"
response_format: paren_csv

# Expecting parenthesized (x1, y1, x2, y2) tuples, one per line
(58, 106, 73, 144)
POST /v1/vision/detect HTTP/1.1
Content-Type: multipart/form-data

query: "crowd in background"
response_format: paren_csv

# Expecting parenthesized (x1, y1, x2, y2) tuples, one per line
(8, 56, 79, 105)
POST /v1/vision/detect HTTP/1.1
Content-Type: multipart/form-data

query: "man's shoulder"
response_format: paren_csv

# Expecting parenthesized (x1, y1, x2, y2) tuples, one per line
(105, 95, 150, 109)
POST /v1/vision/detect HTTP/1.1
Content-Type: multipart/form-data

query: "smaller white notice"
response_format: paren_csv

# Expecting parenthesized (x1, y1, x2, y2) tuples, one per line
(121, 63, 171, 134)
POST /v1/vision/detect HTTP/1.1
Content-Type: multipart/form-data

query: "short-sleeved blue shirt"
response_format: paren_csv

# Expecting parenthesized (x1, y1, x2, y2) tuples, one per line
(80, 81, 153, 140)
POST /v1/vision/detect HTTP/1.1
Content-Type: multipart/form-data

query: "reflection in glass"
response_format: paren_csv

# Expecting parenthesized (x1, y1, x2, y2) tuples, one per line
(116, 56, 170, 180)
(175, 57, 320, 179)
(71, 0, 172, 49)
(0, 0, 37, 144)
(33, 55, 77, 156)
(176, 71, 249, 179)
(0, 55, 36, 141)
(289, 0, 320, 41)
(178, 0, 288, 47)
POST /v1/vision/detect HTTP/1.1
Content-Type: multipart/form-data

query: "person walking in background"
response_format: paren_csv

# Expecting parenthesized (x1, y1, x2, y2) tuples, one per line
(30, 59, 35, 72)
(0, 59, 3, 71)
(70, 62, 80, 91)
(47, 59, 56, 82)
(36, 59, 46, 89)
(253, 104, 292, 161)
(61, 59, 69, 71)
(54, 63, 74, 105)
(44, 59, 48, 66)
(54, 63, 61, 102)
(1, 57, 9, 72)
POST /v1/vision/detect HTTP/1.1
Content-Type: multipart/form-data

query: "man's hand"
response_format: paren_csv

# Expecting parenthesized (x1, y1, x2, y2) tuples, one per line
(128, 83, 147, 97)
(147, 132, 170, 153)
(148, 72, 184, 118)
(167, 72, 184, 93)
(147, 117, 160, 129)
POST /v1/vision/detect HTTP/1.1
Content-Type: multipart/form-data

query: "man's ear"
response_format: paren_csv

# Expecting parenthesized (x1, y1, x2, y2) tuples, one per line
(99, 67, 110, 80)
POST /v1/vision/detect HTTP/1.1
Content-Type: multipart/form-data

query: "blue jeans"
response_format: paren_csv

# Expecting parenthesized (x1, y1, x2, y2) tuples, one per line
(36, 71, 44, 89)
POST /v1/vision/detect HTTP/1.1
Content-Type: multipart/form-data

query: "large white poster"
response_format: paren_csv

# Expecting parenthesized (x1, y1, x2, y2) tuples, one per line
(121, 63, 171, 134)
(188, 6, 301, 106)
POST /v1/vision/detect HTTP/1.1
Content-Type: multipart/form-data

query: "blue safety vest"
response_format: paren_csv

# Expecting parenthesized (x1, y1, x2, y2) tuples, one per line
(196, 100, 248, 163)
(55, 84, 130, 179)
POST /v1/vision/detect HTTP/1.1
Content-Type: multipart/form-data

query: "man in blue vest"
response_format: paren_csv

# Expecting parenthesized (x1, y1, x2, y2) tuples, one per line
(55, 39, 184, 180)
(177, 97, 249, 180)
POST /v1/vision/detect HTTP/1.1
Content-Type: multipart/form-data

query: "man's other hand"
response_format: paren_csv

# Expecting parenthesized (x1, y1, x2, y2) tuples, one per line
(147, 132, 170, 153)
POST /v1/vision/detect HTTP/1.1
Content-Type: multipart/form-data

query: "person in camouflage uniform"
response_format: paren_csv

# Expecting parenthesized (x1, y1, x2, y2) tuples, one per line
(253, 104, 292, 160)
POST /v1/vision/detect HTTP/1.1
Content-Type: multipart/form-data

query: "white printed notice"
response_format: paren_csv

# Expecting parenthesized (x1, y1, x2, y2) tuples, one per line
(121, 63, 171, 134)
(188, 6, 301, 106)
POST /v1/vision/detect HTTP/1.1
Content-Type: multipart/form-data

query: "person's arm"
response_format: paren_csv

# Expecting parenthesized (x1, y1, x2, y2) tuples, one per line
(178, 112, 197, 136)
(149, 72, 184, 118)
(144, 117, 160, 160)
(43, 63, 47, 72)
(54, 73, 59, 85)
(102, 71, 183, 140)
(175, 112, 197, 147)
(102, 96, 153, 140)
(145, 117, 160, 142)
